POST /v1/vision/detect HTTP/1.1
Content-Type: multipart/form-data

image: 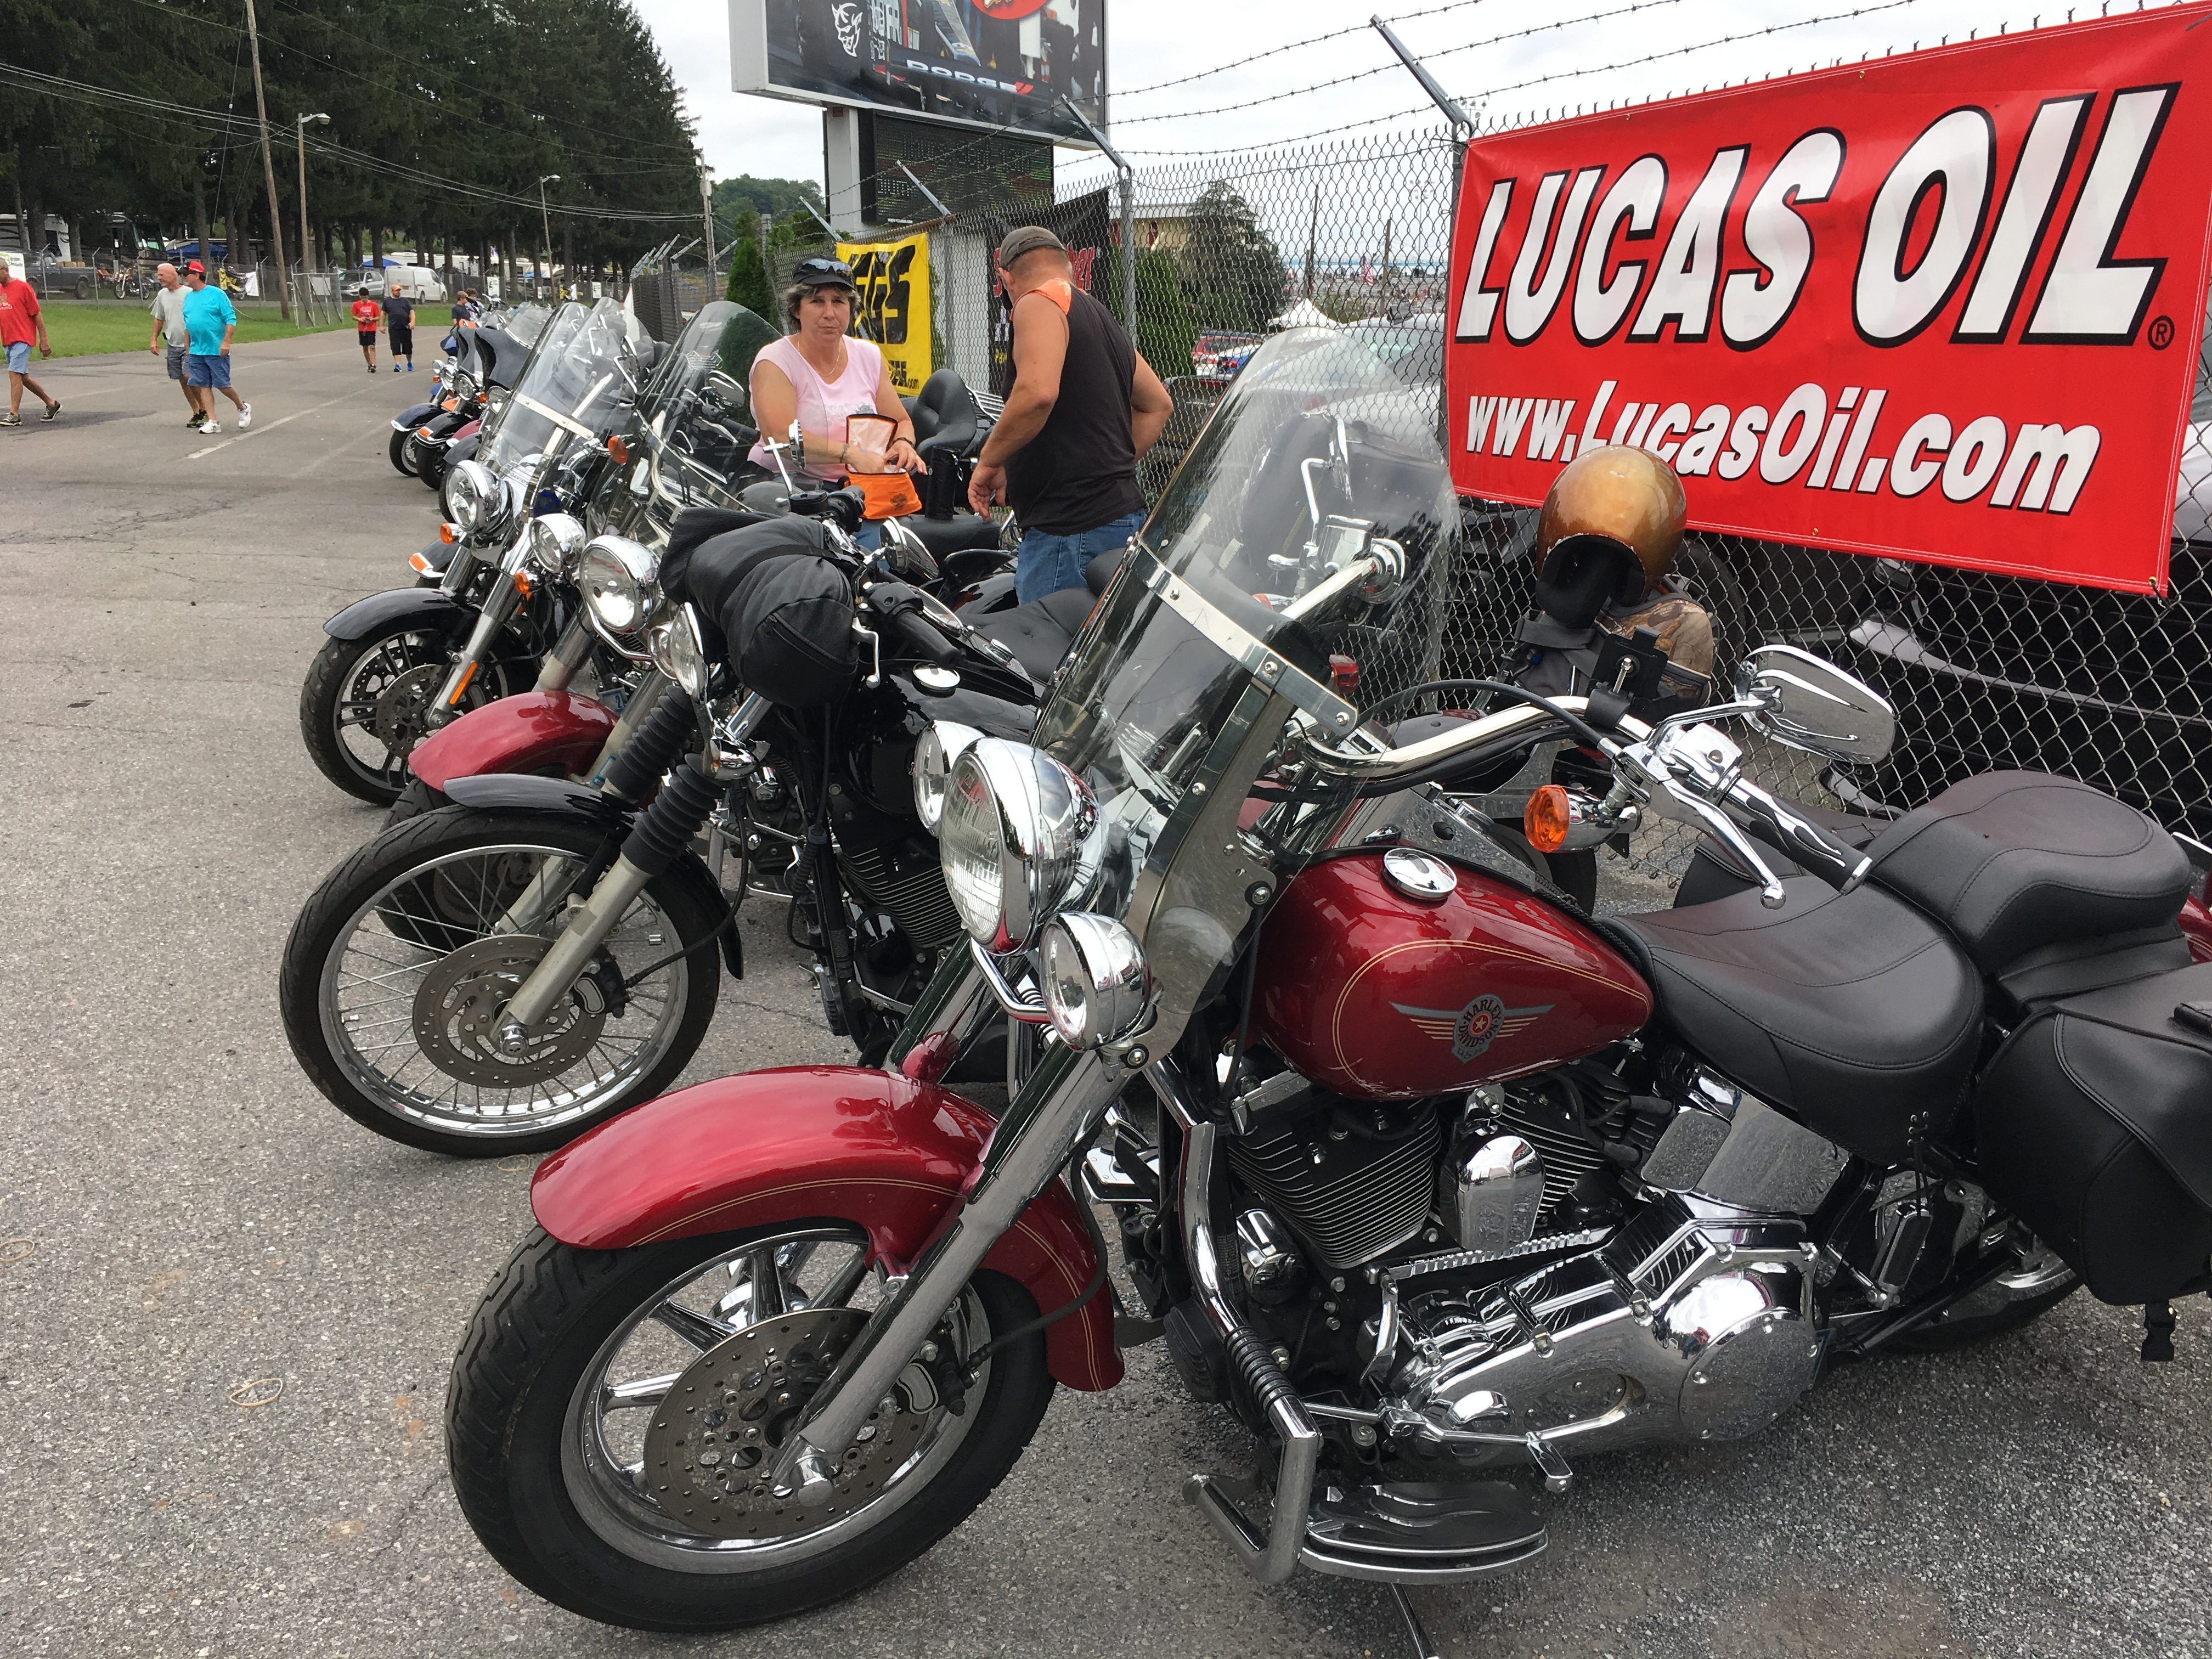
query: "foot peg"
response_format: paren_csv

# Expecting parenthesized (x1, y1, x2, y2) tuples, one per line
(1298, 1479, 1548, 1582)
(1524, 1432, 1575, 1493)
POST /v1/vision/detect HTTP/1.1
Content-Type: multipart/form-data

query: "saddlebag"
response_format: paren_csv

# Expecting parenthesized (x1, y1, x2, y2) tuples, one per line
(1974, 960, 2212, 1305)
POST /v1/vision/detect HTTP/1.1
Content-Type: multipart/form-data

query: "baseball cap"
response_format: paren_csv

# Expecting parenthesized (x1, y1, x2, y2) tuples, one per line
(995, 226, 1066, 268)
(790, 256, 855, 290)
(185, 260, 206, 275)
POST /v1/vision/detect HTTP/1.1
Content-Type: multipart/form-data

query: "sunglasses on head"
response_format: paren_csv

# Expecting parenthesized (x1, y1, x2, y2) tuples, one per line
(793, 258, 854, 285)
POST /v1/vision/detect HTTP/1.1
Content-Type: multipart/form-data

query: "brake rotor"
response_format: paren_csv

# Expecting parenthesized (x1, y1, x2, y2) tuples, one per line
(410, 934, 607, 1085)
(371, 662, 448, 748)
(640, 1308, 931, 1542)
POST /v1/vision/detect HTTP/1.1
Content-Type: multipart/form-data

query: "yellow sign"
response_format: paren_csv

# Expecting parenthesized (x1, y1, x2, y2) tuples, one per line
(838, 233, 932, 393)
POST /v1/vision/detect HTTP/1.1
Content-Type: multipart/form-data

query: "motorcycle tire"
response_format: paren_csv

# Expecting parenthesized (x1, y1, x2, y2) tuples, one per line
(388, 427, 416, 476)
(384, 777, 448, 829)
(279, 806, 724, 1156)
(414, 437, 449, 490)
(447, 1224, 1053, 1630)
(299, 619, 504, 806)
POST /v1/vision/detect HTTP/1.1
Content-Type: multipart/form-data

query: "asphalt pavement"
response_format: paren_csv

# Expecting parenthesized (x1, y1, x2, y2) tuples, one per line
(3, 331, 2210, 1659)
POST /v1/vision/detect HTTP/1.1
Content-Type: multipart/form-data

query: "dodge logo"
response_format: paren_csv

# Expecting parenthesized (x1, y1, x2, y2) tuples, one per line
(1391, 994, 1553, 1064)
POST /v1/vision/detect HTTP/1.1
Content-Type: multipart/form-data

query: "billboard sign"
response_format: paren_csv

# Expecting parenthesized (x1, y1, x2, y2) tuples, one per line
(1443, 9, 2212, 594)
(731, 1, 1107, 146)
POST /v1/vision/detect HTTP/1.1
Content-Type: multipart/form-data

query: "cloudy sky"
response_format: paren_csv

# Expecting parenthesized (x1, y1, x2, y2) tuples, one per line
(633, 0, 2079, 193)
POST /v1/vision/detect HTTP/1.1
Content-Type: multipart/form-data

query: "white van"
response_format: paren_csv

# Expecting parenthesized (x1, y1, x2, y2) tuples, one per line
(375, 264, 447, 302)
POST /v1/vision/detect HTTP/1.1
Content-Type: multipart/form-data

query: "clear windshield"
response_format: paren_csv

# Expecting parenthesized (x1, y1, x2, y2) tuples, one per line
(1032, 326, 1457, 890)
(633, 300, 781, 509)
(476, 298, 646, 481)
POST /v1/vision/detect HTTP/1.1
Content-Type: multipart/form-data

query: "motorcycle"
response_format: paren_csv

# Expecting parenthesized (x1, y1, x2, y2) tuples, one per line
(389, 303, 1022, 814)
(279, 432, 1041, 1155)
(390, 303, 553, 485)
(442, 325, 2212, 1648)
(302, 300, 650, 805)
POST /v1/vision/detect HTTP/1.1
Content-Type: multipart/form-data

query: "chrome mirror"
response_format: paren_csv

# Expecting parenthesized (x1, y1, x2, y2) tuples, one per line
(1736, 644, 1896, 764)
(1313, 513, 1374, 569)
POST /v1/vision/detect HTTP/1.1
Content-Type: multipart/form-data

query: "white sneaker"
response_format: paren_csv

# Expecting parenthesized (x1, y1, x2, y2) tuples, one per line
(199, 419, 222, 435)
(237, 404, 252, 430)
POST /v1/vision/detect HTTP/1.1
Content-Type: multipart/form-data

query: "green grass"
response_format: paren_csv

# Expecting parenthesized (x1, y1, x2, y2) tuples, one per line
(31, 298, 458, 359)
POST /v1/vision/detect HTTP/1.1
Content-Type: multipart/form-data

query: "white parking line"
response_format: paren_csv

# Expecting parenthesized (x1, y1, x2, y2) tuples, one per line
(185, 386, 373, 458)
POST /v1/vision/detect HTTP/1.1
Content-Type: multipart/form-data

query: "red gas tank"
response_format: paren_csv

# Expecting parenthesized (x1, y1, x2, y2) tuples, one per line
(1252, 851, 1653, 1101)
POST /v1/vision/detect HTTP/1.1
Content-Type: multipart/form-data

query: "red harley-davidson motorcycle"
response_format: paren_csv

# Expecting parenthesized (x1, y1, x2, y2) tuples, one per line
(444, 329, 2212, 1649)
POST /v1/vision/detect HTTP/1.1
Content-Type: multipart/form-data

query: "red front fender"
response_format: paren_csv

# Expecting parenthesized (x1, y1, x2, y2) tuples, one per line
(531, 1066, 1124, 1393)
(409, 689, 616, 791)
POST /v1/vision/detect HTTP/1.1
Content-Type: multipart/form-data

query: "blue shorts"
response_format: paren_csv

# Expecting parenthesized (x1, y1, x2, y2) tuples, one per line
(186, 353, 232, 390)
(166, 344, 189, 381)
(4, 341, 28, 374)
(1013, 510, 1146, 604)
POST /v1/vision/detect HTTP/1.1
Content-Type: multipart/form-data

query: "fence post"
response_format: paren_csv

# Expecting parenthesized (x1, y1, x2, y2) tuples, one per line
(1060, 95, 1137, 346)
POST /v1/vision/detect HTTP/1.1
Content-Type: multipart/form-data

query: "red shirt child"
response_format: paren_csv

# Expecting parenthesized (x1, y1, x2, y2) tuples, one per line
(351, 295, 382, 371)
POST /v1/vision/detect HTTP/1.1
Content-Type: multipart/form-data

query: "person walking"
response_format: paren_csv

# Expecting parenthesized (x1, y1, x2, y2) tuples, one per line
(181, 262, 249, 435)
(0, 251, 60, 427)
(967, 227, 1171, 602)
(383, 281, 416, 372)
(146, 262, 199, 427)
(744, 256, 926, 551)
(351, 287, 382, 371)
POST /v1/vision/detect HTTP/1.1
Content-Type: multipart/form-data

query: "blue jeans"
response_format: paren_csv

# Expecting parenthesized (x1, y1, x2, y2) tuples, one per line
(1014, 511, 1146, 604)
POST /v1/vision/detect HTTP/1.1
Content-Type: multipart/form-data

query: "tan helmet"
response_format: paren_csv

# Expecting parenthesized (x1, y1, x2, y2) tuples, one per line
(1536, 443, 1687, 594)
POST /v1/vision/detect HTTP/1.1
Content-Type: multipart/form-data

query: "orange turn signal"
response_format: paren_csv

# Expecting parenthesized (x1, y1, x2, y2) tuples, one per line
(606, 435, 629, 466)
(512, 570, 533, 599)
(439, 523, 458, 544)
(1525, 785, 1572, 855)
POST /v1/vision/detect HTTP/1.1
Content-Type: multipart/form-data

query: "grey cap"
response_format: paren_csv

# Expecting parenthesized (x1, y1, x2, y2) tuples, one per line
(994, 225, 1066, 268)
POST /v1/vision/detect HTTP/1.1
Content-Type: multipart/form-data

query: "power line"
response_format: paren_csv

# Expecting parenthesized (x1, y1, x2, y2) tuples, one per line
(0, 61, 702, 224)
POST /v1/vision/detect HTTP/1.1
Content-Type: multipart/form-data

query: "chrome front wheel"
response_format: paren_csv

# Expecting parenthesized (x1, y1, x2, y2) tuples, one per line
(279, 807, 721, 1155)
(447, 1223, 1054, 1629)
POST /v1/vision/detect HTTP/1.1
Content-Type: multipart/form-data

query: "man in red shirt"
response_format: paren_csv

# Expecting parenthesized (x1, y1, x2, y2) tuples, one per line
(350, 287, 382, 372)
(0, 252, 60, 426)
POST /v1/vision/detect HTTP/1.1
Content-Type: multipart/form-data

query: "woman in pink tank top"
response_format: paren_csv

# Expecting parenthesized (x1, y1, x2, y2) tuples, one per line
(746, 257, 928, 488)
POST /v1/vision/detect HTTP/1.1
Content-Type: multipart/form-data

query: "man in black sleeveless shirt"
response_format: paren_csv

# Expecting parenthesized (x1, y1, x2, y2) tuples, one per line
(969, 227, 1172, 602)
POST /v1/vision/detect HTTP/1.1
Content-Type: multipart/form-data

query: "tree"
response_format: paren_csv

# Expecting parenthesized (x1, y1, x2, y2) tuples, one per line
(725, 229, 770, 316)
(1109, 246, 1195, 380)
(1180, 180, 1287, 336)
(713, 175, 822, 223)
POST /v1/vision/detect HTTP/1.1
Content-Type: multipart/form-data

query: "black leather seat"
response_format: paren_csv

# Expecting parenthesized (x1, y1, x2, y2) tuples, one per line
(909, 370, 979, 456)
(972, 587, 1097, 681)
(1609, 878, 1984, 1162)
(901, 512, 1003, 558)
(1866, 771, 2191, 973)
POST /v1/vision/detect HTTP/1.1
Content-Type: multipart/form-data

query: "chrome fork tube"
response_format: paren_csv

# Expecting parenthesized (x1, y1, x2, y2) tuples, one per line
(498, 856, 655, 1030)
(431, 562, 525, 720)
(584, 670, 671, 791)
(883, 941, 996, 1073)
(531, 610, 593, 692)
(766, 1028, 1124, 1501)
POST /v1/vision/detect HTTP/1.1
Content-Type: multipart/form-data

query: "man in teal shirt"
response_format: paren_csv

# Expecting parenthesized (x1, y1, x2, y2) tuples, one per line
(180, 262, 250, 435)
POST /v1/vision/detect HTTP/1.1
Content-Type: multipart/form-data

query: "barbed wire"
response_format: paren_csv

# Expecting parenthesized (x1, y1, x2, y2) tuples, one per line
(1118, 0, 1699, 126)
(1114, 0, 1494, 99)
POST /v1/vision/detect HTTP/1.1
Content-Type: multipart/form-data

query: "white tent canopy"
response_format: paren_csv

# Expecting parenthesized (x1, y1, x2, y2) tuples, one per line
(1269, 298, 1334, 330)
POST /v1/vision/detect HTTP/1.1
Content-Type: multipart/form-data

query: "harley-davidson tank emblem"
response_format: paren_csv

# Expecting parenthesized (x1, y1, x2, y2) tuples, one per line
(1391, 994, 1554, 1063)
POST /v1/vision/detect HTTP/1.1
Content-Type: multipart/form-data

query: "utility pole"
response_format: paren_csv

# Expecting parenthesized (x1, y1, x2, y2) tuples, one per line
(241, 0, 292, 320)
(699, 165, 718, 290)
(296, 112, 328, 319)
(538, 174, 560, 299)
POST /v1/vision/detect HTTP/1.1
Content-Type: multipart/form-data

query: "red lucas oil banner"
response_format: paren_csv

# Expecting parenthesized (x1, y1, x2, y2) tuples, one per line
(1443, 9, 2212, 593)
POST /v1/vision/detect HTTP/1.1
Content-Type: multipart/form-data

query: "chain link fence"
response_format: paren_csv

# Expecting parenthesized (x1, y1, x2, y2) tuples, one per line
(861, 121, 2211, 879)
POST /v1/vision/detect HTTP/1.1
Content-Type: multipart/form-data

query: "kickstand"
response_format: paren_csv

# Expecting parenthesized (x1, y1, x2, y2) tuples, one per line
(1389, 1584, 1442, 1659)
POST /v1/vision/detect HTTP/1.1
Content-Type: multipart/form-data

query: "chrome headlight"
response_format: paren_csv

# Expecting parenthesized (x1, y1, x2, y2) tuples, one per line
(649, 603, 709, 698)
(938, 738, 1097, 952)
(913, 720, 984, 834)
(441, 458, 503, 539)
(1040, 913, 1150, 1050)
(527, 511, 586, 579)
(578, 534, 662, 634)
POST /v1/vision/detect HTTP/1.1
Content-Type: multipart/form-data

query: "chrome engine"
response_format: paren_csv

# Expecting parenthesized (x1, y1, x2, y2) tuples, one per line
(1383, 1192, 1820, 1457)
